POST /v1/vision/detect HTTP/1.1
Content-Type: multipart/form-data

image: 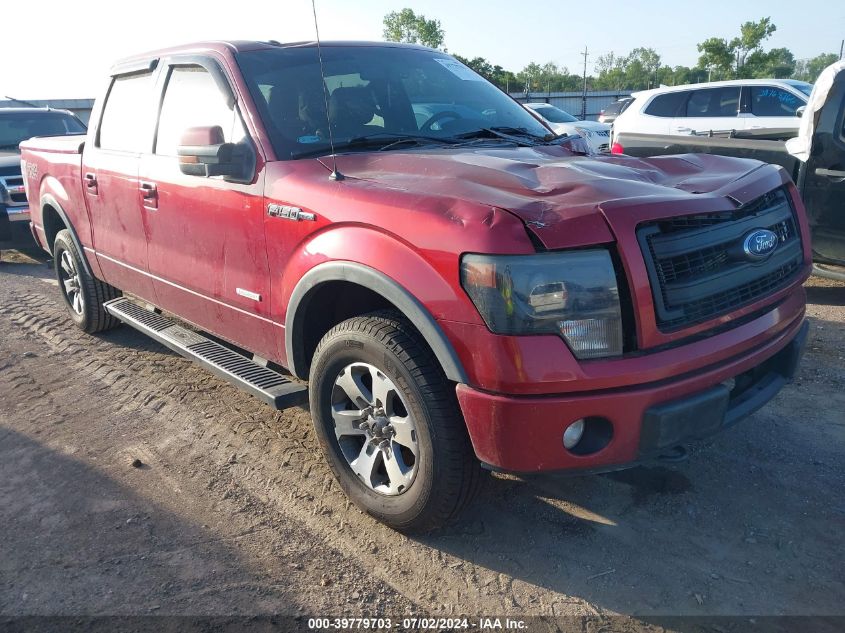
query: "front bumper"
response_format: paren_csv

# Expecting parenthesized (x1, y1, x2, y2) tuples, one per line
(456, 315, 808, 472)
(6, 205, 30, 223)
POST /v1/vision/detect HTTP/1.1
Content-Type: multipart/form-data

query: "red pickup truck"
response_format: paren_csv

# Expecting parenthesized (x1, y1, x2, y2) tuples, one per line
(21, 41, 811, 532)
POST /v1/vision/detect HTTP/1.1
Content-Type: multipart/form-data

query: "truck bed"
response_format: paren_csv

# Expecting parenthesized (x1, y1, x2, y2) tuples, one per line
(613, 129, 800, 181)
(20, 134, 89, 255)
(20, 134, 86, 155)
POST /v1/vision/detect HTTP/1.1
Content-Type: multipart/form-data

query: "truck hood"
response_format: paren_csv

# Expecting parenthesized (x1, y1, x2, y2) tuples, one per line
(328, 146, 767, 248)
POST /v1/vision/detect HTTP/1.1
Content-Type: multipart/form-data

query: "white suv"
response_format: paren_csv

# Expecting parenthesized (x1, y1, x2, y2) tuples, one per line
(612, 79, 812, 140)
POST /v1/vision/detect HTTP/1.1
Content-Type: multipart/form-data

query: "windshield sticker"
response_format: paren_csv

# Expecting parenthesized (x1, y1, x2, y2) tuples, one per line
(433, 58, 484, 81)
(298, 135, 322, 144)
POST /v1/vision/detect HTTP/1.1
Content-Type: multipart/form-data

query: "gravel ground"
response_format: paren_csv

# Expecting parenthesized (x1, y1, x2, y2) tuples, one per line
(0, 247, 843, 631)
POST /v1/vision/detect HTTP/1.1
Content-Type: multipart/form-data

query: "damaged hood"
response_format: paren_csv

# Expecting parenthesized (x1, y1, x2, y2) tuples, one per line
(329, 146, 767, 248)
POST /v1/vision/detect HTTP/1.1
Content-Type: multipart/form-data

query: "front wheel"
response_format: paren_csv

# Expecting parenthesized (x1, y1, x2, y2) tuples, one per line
(53, 229, 121, 333)
(309, 311, 483, 532)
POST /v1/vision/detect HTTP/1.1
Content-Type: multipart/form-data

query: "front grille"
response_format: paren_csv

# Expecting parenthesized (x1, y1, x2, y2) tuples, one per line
(637, 187, 803, 331)
(0, 174, 27, 207)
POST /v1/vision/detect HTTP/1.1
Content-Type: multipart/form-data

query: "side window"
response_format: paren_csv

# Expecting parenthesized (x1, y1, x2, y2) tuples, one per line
(685, 87, 740, 118)
(98, 71, 154, 152)
(750, 86, 803, 117)
(155, 65, 246, 156)
(644, 92, 688, 118)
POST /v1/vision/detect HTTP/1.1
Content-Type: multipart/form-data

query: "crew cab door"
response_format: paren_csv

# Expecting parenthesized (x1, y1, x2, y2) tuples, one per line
(139, 58, 277, 358)
(799, 68, 845, 265)
(83, 67, 158, 301)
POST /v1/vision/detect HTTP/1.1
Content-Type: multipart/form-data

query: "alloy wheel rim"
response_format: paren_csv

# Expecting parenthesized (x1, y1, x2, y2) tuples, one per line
(330, 362, 419, 496)
(59, 250, 84, 315)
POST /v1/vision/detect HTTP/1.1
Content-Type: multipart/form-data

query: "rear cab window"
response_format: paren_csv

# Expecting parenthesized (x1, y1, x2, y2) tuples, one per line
(97, 70, 155, 152)
(0, 112, 85, 150)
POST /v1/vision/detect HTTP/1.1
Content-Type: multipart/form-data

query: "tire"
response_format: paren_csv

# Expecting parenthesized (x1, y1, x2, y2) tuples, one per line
(53, 229, 121, 333)
(309, 310, 483, 532)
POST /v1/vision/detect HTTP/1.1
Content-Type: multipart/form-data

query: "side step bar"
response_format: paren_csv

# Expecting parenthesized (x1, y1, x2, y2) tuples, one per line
(104, 297, 308, 410)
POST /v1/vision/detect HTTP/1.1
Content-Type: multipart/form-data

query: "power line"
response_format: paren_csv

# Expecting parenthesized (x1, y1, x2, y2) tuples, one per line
(581, 46, 588, 120)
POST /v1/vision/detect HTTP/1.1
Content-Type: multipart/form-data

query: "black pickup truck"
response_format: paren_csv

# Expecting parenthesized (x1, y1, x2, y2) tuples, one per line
(612, 66, 845, 279)
(0, 107, 87, 258)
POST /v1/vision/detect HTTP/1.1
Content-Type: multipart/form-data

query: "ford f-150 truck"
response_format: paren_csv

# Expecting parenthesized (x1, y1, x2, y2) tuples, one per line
(21, 41, 811, 532)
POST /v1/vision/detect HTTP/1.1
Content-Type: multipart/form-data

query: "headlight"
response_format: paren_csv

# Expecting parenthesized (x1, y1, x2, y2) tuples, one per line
(460, 250, 623, 359)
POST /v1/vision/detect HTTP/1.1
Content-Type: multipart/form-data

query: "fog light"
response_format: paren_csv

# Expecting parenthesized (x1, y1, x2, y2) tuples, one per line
(563, 419, 585, 450)
(559, 317, 623, 359)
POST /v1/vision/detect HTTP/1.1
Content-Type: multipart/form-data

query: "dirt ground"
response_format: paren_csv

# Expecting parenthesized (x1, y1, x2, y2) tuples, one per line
(1, 247, 843, 630)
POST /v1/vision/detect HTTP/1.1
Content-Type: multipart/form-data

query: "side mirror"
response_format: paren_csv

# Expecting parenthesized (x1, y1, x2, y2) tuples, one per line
(796, 105, 806, 118)
(177, 126, 251, 180)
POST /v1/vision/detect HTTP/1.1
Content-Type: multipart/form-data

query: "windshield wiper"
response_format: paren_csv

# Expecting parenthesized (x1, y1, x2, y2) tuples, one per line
(346, 133, 460, 152)
(290, 133, 459, 159)
(450, 127, 551, 147)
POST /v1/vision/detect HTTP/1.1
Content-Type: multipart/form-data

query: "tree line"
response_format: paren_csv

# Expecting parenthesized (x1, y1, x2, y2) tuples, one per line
(383, 10, 839, 92)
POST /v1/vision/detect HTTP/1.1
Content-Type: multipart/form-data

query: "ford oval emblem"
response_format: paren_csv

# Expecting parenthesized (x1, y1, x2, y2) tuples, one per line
(742, 229, 779, 261)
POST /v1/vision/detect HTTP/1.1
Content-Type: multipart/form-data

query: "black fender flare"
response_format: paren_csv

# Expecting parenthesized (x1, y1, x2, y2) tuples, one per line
(285, 261, 468, 384)
(41, 193, 94, 277)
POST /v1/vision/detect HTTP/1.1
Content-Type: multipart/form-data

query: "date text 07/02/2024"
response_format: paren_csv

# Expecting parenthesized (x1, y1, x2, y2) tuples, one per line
(307, 617, 527, 629)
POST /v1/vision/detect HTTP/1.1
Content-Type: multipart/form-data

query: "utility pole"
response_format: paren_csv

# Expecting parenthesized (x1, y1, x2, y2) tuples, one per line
(581, 46, 588, 121)
(840, 39, 844, 60)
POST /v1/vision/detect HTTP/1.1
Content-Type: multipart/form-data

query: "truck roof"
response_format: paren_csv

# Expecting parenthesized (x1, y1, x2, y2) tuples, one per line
(112, 40, 436, 70)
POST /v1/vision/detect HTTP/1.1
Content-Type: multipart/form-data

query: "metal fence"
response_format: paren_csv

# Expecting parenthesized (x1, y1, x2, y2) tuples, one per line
(0, 99, 95, 125)
(510, 91, 632, 121)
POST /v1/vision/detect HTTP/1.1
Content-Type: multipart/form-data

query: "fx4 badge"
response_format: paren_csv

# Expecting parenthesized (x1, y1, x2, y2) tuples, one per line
(24, 160, 38, 180)
(268, 203, 316, 222)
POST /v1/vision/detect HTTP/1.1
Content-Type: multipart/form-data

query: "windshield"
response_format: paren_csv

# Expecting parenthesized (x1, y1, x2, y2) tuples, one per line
(236, 45, 552, 159)
(783, 80, 813, 97)
(529, 104, 578, 123)
(0, 111, 86, 149)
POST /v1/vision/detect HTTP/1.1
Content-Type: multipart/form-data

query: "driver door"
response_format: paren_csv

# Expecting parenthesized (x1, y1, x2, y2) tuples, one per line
(139, 59, 277, 358)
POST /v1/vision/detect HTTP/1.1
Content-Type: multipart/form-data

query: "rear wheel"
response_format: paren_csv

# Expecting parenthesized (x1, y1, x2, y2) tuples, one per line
(53, 229, 121, 333)
(309, 311, 483, 532)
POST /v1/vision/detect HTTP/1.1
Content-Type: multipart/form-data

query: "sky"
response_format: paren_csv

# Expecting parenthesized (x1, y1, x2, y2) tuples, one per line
(2, 0, 843, 99)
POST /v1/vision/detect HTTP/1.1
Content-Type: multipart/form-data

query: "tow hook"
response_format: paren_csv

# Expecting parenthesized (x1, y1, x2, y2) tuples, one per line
(657, 445, 688, 463)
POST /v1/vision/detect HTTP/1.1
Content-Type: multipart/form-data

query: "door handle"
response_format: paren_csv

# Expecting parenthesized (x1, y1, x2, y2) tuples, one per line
(139, 181, 158, 209)
(139, 181, 157, 199)
(84, 172, 98, 194)
(815, 168, 845, 179)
